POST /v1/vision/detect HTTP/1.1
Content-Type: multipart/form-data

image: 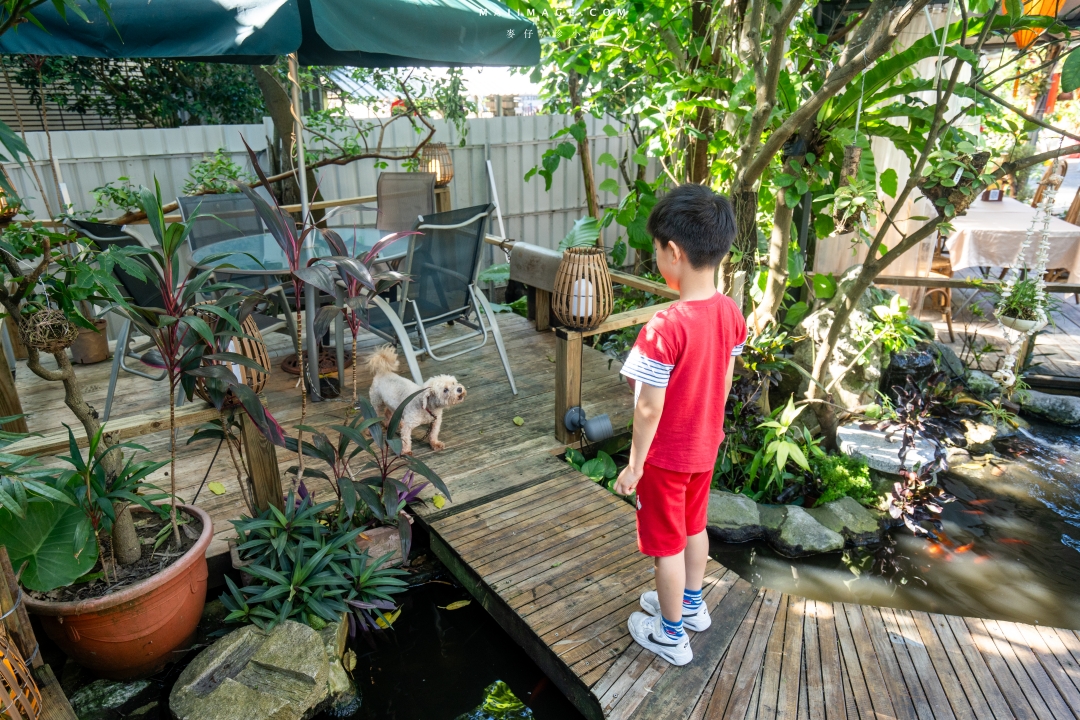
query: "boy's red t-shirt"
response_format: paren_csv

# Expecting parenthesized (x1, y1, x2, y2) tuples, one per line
(620, 292, 747, 473)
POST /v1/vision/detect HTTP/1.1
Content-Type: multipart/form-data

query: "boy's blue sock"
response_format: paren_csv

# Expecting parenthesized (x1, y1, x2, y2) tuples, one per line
(660, 614, 685, 640)
(683, 588, 703, 613)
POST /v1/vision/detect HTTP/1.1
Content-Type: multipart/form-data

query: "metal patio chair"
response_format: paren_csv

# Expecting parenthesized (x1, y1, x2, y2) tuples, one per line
(366, 203, 516, 394)
(324, 172, 436, 233)
(177, 190, 297, 346)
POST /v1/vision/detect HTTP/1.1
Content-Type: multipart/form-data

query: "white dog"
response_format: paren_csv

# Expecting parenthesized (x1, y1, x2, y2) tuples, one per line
(366, 345, 466, 454)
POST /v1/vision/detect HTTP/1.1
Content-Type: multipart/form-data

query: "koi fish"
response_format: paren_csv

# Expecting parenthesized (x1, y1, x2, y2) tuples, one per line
(999, 538, 1029, 545)
(968, 499, 995, 506)
(961, 510, 985, 515)
(955, 543, 974, 554)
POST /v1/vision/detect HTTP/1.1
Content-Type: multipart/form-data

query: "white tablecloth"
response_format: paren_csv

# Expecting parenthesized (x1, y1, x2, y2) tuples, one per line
(945, 197, 1080, 275)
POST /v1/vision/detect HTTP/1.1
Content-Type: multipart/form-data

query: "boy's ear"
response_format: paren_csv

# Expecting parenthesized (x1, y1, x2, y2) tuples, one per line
(666, 240, 685, 263)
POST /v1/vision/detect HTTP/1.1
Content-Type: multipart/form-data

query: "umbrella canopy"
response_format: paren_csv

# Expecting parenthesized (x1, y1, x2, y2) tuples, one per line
(0, 0, 540, 67)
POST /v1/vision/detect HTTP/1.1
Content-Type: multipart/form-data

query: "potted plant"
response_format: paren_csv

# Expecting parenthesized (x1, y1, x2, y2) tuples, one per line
(991, 274, 1055, 334)
(0, 426, 215, 679)
(917, 142, 995, 219)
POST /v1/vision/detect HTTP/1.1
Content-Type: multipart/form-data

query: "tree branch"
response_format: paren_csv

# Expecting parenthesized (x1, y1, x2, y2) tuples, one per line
(976, 86, 1080, 144)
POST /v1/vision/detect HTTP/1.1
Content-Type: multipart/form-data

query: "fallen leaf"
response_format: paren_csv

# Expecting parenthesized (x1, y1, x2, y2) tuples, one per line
(359, 533, 370, 541)
(343, 648, 357, 672)
(547, 355, 556, 363)
(208, 482, 227, 495)
(375, 608, 401, 629)
(432, 495, 446, 509)
(550, 562, 561, 568)
(513, 416, 525, 426)
(990, 465, 1005, 476)
(439, 600, 471, 611)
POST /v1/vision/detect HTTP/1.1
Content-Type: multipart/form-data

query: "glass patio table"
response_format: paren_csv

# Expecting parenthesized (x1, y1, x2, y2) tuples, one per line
(190, 227, 410, 397)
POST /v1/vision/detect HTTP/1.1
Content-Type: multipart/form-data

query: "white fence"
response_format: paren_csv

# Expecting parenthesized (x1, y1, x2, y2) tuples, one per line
(3, 115, 654, 272)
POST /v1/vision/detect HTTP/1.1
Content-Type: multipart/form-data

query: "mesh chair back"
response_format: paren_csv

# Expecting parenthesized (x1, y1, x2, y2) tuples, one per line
(177, 192, 266, 251)
(410, 204, 492, 322)
(376, 173, 436, 233)
(68, 220, 163, 308)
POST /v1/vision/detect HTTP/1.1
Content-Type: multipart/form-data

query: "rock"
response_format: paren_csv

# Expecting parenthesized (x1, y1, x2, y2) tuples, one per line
(837, 423, 937, 475)
(1020, 390, 1080, 427)
(992, 414, 1030, 439)
(806, 497, 881, 546)
(966, 370, 999, 399)
(759, 505, 786, 532)
(961, 418, 997, 453)
(930, 342, 966, 380)
(356, 525, 404, 569)
(793, 267, 890, 411)
(774, 506, 844, 556)
(70, 678, 154, 720)
(706, 491, 763, 542)
(170, 617, 351, 720)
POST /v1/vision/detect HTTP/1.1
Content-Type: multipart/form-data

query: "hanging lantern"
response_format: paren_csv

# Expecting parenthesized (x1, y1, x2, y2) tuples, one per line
(0, 188, 17, 223)
(552, 247, 614, 330)
(1004, 0, 1063, 50)
(0, 631, 41, 720)
(421, 142, 454, 187)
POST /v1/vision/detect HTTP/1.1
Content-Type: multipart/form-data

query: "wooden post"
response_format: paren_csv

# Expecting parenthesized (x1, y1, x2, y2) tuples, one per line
(241, 413, 283, 512)
(434, 187, 451, 213)
(0, 342, 27, 434)
(5, 317, 27, 360)
(0, 547, 40, 668)
(535, 289, 552, 332)
(555, 328, 582, 444)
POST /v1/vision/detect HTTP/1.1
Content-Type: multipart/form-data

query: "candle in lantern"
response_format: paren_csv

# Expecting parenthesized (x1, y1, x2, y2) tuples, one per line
(571, 278, 595, 317)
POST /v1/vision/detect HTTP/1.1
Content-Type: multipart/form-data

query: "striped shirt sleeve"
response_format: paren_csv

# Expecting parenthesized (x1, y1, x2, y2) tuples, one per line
(731, 341, 745, 357)
(621, 346, 674, 388)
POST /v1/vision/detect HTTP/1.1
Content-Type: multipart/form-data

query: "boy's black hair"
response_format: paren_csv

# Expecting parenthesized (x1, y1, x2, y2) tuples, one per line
(646, 184, 737, 269)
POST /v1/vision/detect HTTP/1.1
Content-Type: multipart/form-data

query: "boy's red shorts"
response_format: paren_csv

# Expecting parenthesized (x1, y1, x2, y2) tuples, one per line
(635, 462, 712, 557)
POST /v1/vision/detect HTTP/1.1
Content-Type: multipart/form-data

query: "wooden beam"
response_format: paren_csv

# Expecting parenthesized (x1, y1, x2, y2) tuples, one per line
(581, 301, 677, 338)
(0, 547, 40, 668)
(0, 346, 27, 435)
(815, 273, 1080, 294)
(535, 289, 552, 332)
(608, 269, 679, 299)
(6, 402, 220, 456)
(33, 665, 78, 720)
(555, 329, 583, 444)
(242, 411, 283, 512)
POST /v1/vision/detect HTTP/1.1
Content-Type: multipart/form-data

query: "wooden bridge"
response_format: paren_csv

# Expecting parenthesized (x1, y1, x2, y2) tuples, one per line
(17, 312, 1080, 719)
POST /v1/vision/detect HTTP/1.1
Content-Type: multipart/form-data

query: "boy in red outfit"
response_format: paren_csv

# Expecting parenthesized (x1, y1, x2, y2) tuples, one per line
(614, 184, 746, 666)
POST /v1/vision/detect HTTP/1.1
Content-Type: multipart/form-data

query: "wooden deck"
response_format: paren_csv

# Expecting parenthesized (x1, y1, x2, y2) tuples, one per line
(16, 312, 1080, 719)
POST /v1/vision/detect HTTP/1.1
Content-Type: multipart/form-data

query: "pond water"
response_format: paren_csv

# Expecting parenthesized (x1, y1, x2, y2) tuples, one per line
(710, 420, 1080, 629)
(329, 579, 585, 720)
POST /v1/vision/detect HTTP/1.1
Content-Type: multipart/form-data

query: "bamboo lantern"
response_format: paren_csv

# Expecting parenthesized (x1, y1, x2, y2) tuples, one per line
(1003, 0, 1063, 49)
(421, 142, 454, 187)
(0, 632, 40, 720)
(191, 305, 269, 407)
(552, 247, 614, 330)
(0, 189, 15, 223)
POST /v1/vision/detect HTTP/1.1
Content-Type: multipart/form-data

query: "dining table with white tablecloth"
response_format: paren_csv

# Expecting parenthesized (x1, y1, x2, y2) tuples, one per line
(944, 197, 1080, 276)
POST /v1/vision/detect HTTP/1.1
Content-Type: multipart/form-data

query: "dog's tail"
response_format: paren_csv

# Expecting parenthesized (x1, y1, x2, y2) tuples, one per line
(366, 345, 400, 376)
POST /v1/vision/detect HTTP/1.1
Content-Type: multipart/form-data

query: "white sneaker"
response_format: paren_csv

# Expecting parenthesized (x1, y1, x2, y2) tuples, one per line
(627, 611, 693, 666)
(639, 591, 712, 632)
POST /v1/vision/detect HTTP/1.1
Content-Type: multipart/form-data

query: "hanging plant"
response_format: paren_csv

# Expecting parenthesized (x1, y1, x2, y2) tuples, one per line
(918, 142, 994, 218)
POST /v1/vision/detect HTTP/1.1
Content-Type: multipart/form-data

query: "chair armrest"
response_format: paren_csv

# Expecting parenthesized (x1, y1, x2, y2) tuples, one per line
(416, 209, 491, 231)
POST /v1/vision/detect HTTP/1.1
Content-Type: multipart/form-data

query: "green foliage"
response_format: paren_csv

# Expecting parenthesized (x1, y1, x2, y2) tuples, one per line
(920, 142, 996, 218)
(565, 447, 617, 487)
(990, 276, 1058, 323)
(811, 454, 875, 507)
(477, 263, 510, 285)
(868, 294, 923, 354)
(224, 494, 407, 632)
(456, 680, 533, 720)
(12, 56, 265, 129)
(816, 177, 881, 242)
(812, 273, 837, 300)
(560, 216, 601, 250)
(0, 500, 98, 593)
(87, 176, 141, 216)
(183, 149, 254, 196)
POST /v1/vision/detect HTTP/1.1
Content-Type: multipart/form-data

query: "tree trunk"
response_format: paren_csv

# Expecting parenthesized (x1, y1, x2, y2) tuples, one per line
(168, 380, 180, 546)
(750, 191, 794, 330)
(727, 189, 760, 302)
(567, 70, 600, 225)
(111, 502, 141, 565)
(252, 66, 301, 204)
(685, 0, 715, 184)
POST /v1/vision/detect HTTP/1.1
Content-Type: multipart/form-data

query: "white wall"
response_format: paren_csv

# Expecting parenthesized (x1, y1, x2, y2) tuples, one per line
(3, 115, 654, 275)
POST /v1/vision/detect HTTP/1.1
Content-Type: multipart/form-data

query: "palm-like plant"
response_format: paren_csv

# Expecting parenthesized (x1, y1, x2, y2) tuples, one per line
(109, 180, 279, 544)
(300, 228, 413, 405)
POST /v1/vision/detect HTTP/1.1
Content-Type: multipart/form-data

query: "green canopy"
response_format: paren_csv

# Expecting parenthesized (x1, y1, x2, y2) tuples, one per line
(0, 0, 540, 67)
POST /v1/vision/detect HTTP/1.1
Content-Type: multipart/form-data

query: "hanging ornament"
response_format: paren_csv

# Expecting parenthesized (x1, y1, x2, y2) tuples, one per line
(1003, 0, 1064, 50)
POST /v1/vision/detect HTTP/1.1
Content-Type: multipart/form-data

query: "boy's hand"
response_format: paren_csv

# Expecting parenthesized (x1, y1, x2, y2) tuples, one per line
(614, 464, 643, 496)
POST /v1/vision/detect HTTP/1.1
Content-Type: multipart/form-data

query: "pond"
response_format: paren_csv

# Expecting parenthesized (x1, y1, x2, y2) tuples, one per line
(709, 420, 1080, 630)
(324, 577, 585, 720)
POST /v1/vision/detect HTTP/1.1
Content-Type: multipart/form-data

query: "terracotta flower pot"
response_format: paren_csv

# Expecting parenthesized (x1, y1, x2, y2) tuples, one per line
(25, 505, 212, 680)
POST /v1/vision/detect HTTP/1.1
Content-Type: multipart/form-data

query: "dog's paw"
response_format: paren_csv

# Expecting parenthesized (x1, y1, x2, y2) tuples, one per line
(429, 440, 445, 451)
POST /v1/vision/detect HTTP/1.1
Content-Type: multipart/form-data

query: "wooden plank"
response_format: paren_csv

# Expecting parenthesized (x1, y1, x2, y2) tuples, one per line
(990, 620, 1076, 720)
(1038, 626, 1080, 696)
(7, 401, 220, 456)
(34, 664, 78, 720)
(960, 617, 1041, 720)
(536, 288, 553, 332)
(707, 588, 781, 720)
(812, 600, 847, 720)
(853, 603, 917, 720)
(554, 329, 582, 443)
(888, 609, 964, 720)
(755, 592, 790, 720)
(1014, 622, 1080, 717)
(581, 302, 676, 338)
(609, 269, 679, 300)
(624, 572, 756, 720)
(941, 614, 1017, 720)
(801, 600, 827, 720)
(831, 602, 877, 720)
(875, 608, 939, 720)
(241, 411, 283, 512)
(774, 597, 804, 720)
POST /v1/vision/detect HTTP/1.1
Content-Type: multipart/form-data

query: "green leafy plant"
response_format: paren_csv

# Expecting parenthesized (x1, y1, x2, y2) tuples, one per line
(919, 142, 996, 218)
(86, 176, 142, 216)
(869, 294, 922, 354)
(0, 425, 169, 592)
(223, 493, 407, 634)
(183, 149, 255, 195)
(751, 397, 816, 495)
(816, 177, 881, 239)
(810, 454, 875, 507)
(565, 446, 617, 487)
(989, 275, 1058, 322)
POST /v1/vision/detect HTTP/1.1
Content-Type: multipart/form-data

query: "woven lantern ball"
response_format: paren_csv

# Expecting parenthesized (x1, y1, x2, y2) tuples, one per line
(20, 308, 78, 354)
(191, 305, 269, 408)
(0, 632, 41, 720)
(421, 142, 454, 187)
(552, 247, 614, 331)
